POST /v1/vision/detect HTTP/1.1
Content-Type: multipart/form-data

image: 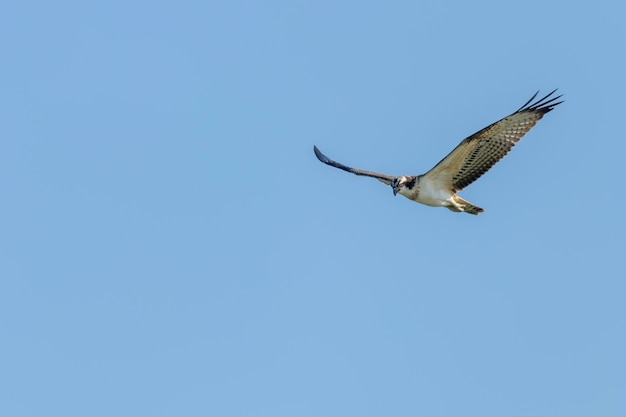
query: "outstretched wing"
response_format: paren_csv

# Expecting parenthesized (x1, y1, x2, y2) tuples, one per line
(423, 90, 563, 191)
(313, 146, 395, 186)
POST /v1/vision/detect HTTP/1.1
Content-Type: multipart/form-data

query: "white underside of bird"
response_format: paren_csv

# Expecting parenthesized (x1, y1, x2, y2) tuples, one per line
(399, 176, 459, 208)
(395, 174, 482, 213)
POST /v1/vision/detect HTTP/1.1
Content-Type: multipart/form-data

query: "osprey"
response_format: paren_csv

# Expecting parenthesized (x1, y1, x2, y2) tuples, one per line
(314, 90, 562, 215)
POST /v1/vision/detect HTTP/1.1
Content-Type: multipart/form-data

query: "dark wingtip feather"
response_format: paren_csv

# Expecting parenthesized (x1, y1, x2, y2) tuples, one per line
(516, 90, 540, 112)
(517, 89, 564, 114)
(313, 145, 330, 164)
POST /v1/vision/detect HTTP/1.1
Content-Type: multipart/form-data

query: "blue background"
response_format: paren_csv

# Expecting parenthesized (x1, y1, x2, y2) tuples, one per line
(1, 1, 624, 416)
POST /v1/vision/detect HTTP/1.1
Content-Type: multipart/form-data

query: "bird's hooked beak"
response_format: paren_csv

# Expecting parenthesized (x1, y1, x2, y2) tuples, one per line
(393, 186, 398, 196)
(391, 179, 399, 196)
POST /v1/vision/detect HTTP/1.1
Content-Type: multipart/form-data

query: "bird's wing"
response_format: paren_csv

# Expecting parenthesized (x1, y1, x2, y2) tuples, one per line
(422, 90, 563, 191)
(313, 146, 395, 186)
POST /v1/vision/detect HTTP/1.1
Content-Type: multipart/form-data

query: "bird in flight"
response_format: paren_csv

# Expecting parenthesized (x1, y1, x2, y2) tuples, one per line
(313, 90, 562, 215)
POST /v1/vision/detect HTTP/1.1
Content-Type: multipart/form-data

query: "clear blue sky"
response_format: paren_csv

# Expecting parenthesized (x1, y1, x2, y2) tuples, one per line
(1, 1, 624, 416)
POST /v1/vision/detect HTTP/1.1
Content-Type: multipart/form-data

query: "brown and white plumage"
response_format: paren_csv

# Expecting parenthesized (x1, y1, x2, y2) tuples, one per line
(314, 90, 563, 215)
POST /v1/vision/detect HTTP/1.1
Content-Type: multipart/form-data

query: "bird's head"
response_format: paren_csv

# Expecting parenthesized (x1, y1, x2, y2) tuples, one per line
(391, 176, 417, 196)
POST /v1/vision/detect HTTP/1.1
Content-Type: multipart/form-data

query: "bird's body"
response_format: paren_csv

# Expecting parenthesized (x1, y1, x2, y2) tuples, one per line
(394, 175, 485, 214)
(313, 90, 562, 215)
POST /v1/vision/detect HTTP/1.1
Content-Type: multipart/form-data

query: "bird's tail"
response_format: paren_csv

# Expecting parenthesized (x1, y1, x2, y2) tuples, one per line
(451, 195, 484, 215)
